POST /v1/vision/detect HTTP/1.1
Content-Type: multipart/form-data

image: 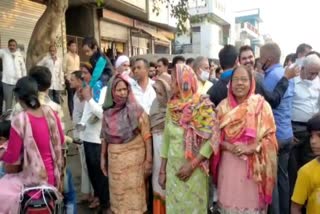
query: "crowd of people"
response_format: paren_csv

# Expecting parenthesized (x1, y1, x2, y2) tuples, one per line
(0, 37, 319, 214)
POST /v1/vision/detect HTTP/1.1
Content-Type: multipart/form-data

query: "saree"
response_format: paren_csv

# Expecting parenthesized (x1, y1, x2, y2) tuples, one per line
(102, 74, 150, 213)
(161, 64, 220, 213)
(216, 74, 278, 213)
(150, 77, 171, 214)
(0, 105, 63, 214)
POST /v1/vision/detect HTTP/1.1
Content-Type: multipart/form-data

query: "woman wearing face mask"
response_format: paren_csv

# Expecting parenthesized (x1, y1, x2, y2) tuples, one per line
(158, 64, 220, 213)
(193, 56, 213, 95)
(149, 77, 171, 214)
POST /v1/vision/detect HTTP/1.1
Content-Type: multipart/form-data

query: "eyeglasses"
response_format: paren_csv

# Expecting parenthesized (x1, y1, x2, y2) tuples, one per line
(232, 77, 250, 83)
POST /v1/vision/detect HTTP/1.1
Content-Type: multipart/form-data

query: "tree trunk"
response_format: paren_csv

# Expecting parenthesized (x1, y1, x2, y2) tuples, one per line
(26, 0, 68, 71)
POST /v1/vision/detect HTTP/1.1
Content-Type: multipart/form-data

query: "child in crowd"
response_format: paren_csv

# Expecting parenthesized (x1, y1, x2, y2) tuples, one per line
(0, 120, 11, 178)
(291, 113, 320, 214)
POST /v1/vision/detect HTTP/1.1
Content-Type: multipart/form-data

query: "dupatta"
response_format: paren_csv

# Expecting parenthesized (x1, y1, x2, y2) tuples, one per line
(217, 71, 278, 205)
(168, 64, 220, 174)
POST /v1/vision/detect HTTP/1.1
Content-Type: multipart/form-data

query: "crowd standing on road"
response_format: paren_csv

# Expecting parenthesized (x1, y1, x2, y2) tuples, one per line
(0, 37, 319, 214)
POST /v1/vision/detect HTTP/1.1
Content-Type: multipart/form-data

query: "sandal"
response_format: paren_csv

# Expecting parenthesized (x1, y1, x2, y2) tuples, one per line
(88, 198, 100, 209)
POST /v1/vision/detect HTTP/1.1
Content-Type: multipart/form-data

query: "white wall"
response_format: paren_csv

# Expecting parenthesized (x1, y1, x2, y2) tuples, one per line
(188, 0, 232, 24)
(148, 0, 176, 27)
(122, 0, 146, 11)
(199, 22, 223, 58)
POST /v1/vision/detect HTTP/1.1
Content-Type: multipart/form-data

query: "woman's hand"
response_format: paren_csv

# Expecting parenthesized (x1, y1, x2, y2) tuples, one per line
(158, 171, 166, 190)
(100, 155, 108, 177)
(144, 160, 152, 178)
(176, 162, 194, 182)
(234, 144, 255, 156)
(222, 141, 236, 153)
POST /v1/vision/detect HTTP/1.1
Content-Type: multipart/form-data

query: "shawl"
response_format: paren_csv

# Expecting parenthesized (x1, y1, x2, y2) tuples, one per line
(102, 74, 144, 144)
(217, 68, 278, 205)
(11, 105, 63, 189)
(168, 64, 219, 174)
(149, 77, 171, 133)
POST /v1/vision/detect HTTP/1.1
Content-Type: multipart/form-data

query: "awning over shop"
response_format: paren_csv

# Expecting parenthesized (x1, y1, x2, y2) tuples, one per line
(140, 28, 170, 43)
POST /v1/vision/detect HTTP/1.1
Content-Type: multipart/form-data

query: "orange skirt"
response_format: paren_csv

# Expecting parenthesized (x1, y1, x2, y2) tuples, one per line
(153, 193, 166, 214)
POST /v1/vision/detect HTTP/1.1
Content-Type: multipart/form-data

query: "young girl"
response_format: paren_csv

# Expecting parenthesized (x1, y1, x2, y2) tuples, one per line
(0, 76, 64, 214)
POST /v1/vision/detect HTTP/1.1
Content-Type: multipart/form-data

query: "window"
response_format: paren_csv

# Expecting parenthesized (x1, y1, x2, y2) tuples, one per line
(192, 26, 201, 32)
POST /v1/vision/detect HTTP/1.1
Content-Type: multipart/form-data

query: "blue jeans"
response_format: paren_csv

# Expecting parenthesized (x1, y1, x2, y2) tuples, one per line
(269, 140, 291, 214)
(64, 168, 77, 214)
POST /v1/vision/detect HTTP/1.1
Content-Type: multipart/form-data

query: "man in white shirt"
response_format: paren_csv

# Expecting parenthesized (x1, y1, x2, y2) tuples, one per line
(37, 45, 64, 104)
(63, 40, 80, 116)
(192, 56, 213, 95)
(289, 53, 320, 195)
(292, 54, 320, 123)
(132, 58, 156, 114)
(0, 39, 27, 111)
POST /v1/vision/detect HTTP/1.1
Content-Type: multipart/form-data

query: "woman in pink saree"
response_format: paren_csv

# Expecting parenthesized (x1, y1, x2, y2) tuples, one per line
(0, 76, 64, 213)
(216, 66, 278, 213)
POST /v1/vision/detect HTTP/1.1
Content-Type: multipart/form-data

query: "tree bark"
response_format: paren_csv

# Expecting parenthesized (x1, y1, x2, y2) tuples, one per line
(26, 0, 68, 71)
(68, 0, 96, 6)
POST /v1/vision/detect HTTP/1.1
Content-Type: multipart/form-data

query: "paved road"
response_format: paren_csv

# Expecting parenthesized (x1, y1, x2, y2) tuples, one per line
(67, 144, 98, 214)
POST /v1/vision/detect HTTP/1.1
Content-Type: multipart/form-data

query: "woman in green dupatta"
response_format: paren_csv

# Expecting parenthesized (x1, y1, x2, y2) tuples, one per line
(159, 64, 220, 213)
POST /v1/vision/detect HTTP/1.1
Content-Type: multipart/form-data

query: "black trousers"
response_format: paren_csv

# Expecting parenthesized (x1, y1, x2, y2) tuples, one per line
(83, 141, 110, 208)
(287, 122, 314, 214)
(49, 90, 61, 104)
(0, 81, 3, 115)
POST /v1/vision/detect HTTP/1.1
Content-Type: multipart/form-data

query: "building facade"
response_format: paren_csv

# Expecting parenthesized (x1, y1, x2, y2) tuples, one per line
(235, 9, 264, 57)
(0, 0, 66, 58)
(175, 0, 234, 59)
(66, 0, 176, 62)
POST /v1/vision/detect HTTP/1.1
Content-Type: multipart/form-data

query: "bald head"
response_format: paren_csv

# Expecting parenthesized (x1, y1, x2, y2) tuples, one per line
(301, 54, 320, 80)
(260, 43, 281, 64)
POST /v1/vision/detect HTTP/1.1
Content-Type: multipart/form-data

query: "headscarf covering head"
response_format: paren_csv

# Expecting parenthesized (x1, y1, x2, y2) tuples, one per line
(228, 65, 255, 107)
(168, 64, 219, 174)
(171, 64, 198, 101)
(102, 74, 144, 144)
(115, 55, 130, 69)
(149, 77, 171, 132)
(80, 62, 93, 75)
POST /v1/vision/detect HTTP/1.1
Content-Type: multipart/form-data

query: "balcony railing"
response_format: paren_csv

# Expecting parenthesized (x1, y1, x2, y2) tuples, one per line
(240, 22, 259, 35)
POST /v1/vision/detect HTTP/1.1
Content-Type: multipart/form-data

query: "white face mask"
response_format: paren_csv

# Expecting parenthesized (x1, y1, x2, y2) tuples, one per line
(199, 69, 210, 81)
(122, 68, 131, 76)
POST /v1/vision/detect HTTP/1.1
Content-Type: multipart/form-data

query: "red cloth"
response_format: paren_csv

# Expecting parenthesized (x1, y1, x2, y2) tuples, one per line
(2, 112, 64, 185)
